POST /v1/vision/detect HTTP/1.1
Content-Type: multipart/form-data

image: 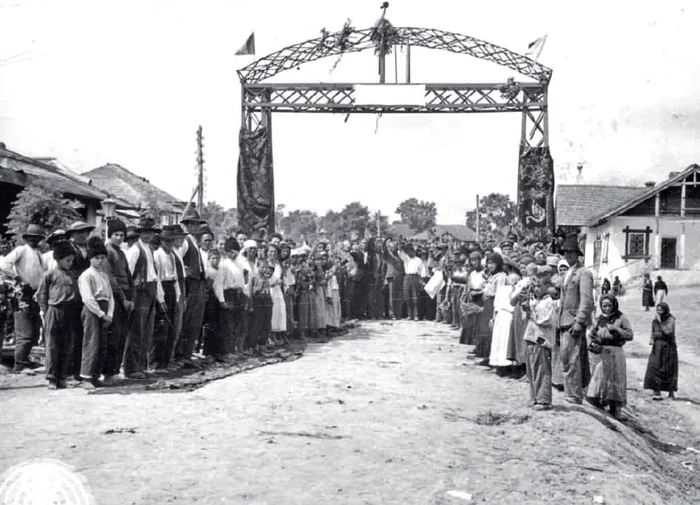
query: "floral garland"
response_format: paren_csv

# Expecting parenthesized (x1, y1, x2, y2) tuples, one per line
(499, 77, 521, 101)
(370, 17, 399, 56)
(330, 19, 355, 72)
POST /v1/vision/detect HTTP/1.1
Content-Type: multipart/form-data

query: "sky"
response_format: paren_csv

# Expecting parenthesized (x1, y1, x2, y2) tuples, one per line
(1, 0, 699, 224)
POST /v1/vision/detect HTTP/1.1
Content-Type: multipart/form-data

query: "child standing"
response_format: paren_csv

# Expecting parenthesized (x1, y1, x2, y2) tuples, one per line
(523, 266, 557, 410)
(250, 260, 273, 354)
(78, 236, 115, 389)
(37, 241, 81, 389)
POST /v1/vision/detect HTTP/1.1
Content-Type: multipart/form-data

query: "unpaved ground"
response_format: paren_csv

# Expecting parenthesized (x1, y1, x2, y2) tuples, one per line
(1, 290, 700, 505)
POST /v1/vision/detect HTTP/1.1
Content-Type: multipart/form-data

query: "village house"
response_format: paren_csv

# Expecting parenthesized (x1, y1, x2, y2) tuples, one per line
(0, 143, 127, 235)
(411, 224, 477, 244)
(556, 164, 700, 282)
(83, 163, 186, 227)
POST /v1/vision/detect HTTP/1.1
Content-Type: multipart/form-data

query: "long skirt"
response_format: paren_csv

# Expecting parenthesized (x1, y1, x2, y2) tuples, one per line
(459, 295, 483, 346)
(587, 345, 627, 406)
(315, 286, 328, 329)
(474, 297, 495, 359)
(507, 305, 528, 365)
(489, 310, 515, 367)
(270, 285, 287, 333)
(298, 290, 318, 331)
(328, 289, 342, 328)
(644, 340, 678, 392)
(642, 288, 654, 308)
(655, 290, 666, 305)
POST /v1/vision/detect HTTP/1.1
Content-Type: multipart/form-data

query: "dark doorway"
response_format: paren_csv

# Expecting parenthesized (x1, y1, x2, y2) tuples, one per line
(660, 238, 677, 269)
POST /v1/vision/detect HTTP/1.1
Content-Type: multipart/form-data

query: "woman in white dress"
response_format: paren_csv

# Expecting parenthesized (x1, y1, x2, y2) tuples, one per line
(489, 257, 519, 371)
(266, 244, 287, 345)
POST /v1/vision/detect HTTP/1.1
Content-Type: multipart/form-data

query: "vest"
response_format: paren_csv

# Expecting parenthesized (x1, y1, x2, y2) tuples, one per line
(182, 236, 205, 281)
(173, 251, 186, 295)
(132, 242, 154, 289)
(70, 241, 90, 276)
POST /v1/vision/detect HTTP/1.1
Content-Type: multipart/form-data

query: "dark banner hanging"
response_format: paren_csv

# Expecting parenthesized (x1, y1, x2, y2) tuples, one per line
(237, 126, 275, 234)
(518, 146, 555, 233)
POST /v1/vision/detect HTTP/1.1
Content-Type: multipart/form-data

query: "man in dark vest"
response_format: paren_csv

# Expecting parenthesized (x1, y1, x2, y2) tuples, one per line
(65, 220, 94, 380)
(174, 208, 207, 367)
(124, 216, 164, 379)
(101, 218, 134, 384)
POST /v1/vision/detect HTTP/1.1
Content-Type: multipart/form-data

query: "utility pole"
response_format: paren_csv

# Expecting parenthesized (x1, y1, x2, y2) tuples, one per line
(475, 194, 481, 240)
(377, 2, 389, 83)
(196, 125, 204, 211)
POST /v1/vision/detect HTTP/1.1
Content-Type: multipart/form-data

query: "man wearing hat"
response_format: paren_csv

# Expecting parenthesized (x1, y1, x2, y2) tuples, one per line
(153, 226, 182, 371)
(125, 226, 140, 251)
(213, 237, 245, 357)
(0, 224, 48, 372)
(175, 208, 207, 366)
(101, 218, 134, 384)
(124, 216, 166, 378)
(499, 241, 514, 258)
(43, 229, 67, 271)
(557, 233, 594, 404)
(65, 221, 95, 277)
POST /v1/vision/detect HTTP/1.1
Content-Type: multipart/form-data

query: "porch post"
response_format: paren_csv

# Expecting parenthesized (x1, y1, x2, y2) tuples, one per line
(680, 222, 686, 268)
(654, 218, 661, 269)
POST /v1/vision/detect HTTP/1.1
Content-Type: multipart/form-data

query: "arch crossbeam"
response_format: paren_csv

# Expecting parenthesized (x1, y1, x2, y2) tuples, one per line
(238, 27, 552, 84)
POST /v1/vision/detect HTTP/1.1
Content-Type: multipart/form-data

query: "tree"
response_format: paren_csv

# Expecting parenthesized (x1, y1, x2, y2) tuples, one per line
(6, 179, 84, 241)
(280, 210, 318, 240)
(339, 201, 370, 236)
(465, 193, 517, 243)
(274, 204, 286, 231)
(201, 201, 238, 236)
(395, 198, 437, 232)
(317, 209, 346, 240)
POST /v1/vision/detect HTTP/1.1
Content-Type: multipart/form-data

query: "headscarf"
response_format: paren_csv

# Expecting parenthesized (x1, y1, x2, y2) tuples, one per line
(656, 301, 672, 321)
(557, 259, 569, 271)
(597, 294, 622, 324)
(486, 252, 503, 273)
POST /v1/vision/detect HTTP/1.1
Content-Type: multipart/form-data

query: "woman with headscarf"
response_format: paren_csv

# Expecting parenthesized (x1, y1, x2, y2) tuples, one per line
(653, 276, 668, 305)
(586, 294, 634, 419)
(601, 278, 611, 296)
(474, 253, 507, 365)
(460, 251, 485, 348)
(644, 302, 678, 400)
(642, 273, 654, 311)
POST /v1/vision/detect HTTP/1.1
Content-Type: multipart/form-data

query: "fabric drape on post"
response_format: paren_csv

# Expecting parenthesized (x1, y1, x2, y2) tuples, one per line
(237, 126, 275, 234)
(518, 146, 555, 232)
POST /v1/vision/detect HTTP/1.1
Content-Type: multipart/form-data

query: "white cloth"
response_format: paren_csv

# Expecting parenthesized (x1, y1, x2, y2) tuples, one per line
(424, 270, 445, 299)
(78, 266, 115, 319)
(468, 270, 486, 291)
(0, 244, 46, 290)
(269, 263, 287, 332)
(489, 283, 516, 367)
(154, 249, 181, 302)
(42, 250, 57, 273)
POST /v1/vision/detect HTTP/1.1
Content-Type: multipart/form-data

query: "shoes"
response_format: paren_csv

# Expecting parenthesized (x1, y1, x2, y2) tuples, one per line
(57, 379, 67, 389)
(47, 380, 58, 390)
(81, 378, 103, 390)
(564, 397, 582, 405)
(102, 375, 121, 386)
(533, 404, 552, 411)
(151, 368, 169, 376)
(124, 372, 147, 380)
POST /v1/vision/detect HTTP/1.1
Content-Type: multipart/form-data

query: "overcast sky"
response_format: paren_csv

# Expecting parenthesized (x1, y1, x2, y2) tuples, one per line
(1, 0, 698, 223)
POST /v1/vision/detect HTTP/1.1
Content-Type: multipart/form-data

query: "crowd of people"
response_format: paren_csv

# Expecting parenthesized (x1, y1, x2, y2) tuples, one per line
(0, 211, 680, 414)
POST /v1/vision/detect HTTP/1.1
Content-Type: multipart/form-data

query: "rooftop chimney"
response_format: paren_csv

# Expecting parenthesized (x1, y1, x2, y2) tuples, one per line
(644, 181, 655, 188)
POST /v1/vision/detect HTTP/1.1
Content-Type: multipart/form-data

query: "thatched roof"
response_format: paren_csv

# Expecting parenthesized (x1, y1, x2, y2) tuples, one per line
(0, 145, 122, 203)
(83, 163, 185, 214)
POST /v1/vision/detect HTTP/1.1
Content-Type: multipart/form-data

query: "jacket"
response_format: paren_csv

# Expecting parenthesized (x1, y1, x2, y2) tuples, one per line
(557, 261, 594, 329)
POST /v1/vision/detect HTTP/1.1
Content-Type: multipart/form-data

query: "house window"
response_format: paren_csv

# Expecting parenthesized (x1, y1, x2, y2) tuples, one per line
(622, 226, 651, 260)
(602, 233, 610, 264)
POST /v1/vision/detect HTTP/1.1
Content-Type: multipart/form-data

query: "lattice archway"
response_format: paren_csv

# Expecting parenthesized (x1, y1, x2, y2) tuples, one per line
(237, 19, 555, 237)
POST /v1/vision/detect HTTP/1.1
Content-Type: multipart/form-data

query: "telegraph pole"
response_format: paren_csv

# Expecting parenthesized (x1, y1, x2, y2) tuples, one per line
(196, 125, 204, 211)
(475, 194, 481, 240)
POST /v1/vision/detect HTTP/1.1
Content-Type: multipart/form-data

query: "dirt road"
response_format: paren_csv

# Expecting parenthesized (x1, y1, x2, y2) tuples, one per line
(1, 295, 699, 505)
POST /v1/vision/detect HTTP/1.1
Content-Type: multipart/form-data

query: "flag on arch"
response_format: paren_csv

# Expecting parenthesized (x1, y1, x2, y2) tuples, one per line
(525, 35, 547, 60)
(235, 32, 256, 56)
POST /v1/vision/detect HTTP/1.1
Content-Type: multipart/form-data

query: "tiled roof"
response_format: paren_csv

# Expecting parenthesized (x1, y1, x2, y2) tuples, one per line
(83, 164, 185, 214)
(0, 146, 114, 202)
(555, 185, 647, 227)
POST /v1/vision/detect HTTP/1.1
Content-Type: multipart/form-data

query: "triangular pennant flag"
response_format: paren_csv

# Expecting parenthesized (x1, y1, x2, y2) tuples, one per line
(525, 35, 547, 61)
(235, 32, 255, 56)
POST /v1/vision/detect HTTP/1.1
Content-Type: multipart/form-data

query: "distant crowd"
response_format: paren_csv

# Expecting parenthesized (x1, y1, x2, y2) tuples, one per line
(0, 213, 679, 413)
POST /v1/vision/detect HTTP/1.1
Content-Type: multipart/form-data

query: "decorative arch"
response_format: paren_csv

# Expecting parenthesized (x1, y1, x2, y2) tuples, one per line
(236, 18, 554, 241)
(238, 27, 551, 84)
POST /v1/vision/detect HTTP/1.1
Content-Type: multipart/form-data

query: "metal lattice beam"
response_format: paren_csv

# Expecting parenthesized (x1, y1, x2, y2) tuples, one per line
(242, 82, 546, 114)
(237, 27, 552, 84)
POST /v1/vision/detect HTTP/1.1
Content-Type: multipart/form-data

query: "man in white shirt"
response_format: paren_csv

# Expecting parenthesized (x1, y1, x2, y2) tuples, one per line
(123, 217, 165, 379)
(0, 224, 47, 372)
(214, 238, 245, 357)
(153, 229, 182, 372)
(397, 243, 428, 321)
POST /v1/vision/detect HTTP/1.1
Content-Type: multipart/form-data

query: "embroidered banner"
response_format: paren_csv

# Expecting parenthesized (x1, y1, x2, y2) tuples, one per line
(237, 127, 275, 234)
(518, 146, 555, 232)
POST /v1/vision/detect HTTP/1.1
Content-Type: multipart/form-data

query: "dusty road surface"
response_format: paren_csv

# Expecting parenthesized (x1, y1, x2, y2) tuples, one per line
(1, 292, 700, 505)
